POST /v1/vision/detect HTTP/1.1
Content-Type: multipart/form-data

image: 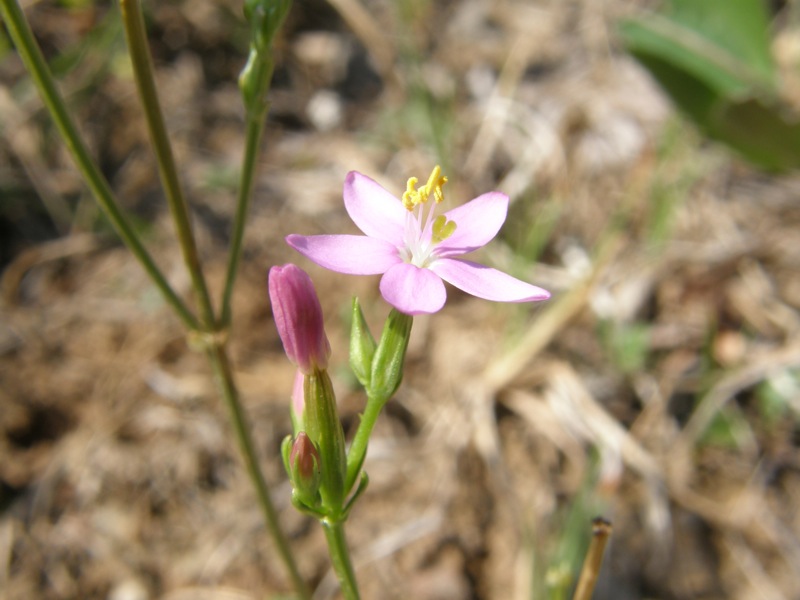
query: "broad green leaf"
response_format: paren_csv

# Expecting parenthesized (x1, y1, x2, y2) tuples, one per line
(619, 0, 800, 171)
(620, 0, 776, 96)
(665, 0, 776, 86)
(711, 96, 800, 171)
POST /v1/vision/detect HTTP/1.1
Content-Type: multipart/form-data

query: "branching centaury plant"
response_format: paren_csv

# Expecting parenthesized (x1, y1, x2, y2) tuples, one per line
(0, 0, 309, 597)
(270, 168, 550, 598)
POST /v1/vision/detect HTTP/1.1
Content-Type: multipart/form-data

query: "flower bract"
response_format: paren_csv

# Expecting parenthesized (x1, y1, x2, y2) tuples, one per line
(287, 167, 550, 314)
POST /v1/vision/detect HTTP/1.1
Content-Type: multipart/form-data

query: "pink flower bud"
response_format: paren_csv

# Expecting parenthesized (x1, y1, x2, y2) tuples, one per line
(289, 432, 321, 502)
(290, 432, 319, 477)
(269, 264, 331, 374)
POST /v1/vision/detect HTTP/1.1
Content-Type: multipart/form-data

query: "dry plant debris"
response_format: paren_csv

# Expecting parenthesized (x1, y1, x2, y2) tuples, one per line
(1, 1, 799, 599)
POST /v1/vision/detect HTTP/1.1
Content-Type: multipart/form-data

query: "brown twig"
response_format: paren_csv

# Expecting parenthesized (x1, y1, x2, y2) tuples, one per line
(572, 517, 612, 600)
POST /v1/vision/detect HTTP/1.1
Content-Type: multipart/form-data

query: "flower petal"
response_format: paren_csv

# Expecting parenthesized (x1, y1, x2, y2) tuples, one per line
(344, 171, 407, 245)
(379, 263, 446, 315)
(436, 192, 509, 257)
(287, 234, 400, 275)
(431, 258, 550, 303)
(268, 264, 331, 374)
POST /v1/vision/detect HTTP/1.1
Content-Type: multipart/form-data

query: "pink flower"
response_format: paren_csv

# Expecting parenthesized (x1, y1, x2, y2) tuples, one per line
(268, 264, 331, 374)
(287, 166, 550, 314)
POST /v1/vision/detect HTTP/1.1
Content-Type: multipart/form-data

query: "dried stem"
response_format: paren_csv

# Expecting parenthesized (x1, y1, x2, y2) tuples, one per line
(573, 517, 612, 600)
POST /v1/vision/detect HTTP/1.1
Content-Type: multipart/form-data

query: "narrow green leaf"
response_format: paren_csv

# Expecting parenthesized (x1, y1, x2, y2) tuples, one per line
(711, 96, 800, 171)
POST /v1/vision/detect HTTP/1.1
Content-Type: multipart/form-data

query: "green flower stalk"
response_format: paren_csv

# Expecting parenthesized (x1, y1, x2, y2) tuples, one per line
(345, 307, 414, 492)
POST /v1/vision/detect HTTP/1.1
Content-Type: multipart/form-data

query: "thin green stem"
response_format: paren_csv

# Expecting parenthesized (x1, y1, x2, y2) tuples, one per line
(119, 0, 216, 329)
(322, 519, 360, 600)
(207, 342, 311, 600)
(220, 114, 267, 328)
(0, 0, 199, 331)
(345, 392, 385, 493)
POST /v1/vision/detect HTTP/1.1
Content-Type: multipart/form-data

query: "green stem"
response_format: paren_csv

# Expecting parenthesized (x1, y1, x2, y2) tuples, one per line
(220, 113, 267, 328)
(207, 342, 311, 600)
(322, 519, 360, 600)
(119, 0, 216, 329)
(345, 392, 384, 493)
(0, 0, 199, 331)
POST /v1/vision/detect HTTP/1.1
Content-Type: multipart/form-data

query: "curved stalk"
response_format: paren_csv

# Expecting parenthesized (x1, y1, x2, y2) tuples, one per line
(345, 392, 384, 493)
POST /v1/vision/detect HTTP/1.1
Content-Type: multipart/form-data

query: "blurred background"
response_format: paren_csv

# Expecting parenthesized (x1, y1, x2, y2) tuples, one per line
(1, 0, 800, 598)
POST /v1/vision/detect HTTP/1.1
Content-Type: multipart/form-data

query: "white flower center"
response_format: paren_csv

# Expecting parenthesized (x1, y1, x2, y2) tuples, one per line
(399, 166, 457, 268)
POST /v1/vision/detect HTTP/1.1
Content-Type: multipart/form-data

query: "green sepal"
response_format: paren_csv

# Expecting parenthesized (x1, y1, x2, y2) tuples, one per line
(305, 370, 347, 515)
(349, 297, 376, 388)
(280, 433, 293, 475)
(368, 309, 413, 402)
(290, 493, 327, 518)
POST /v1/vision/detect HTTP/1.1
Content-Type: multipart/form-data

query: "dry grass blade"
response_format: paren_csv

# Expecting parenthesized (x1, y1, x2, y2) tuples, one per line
(679, 341, 800, 446)
(481, 236, 623, 395)
(723, 533, 788, 600)
(1, 233, 102, 304)
(543, 362, 663, 483)
(464, 34, 539, 177)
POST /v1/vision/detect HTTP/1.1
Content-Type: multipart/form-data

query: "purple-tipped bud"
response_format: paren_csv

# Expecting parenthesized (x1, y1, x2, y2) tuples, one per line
(290, 432, 320, 478)
(289, 432, 321, 503)
(269, 264, 331, 374)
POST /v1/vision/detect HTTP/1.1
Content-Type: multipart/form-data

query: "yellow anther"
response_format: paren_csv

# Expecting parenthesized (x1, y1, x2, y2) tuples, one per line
(432, 215, 457, 243)
(401, 166, 448, 211)
(424, 165, 448, 204)
(402, 177, 420, 210)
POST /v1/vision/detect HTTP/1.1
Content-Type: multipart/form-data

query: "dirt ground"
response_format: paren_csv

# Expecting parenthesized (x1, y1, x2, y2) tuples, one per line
(2, 1, 800, 599)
